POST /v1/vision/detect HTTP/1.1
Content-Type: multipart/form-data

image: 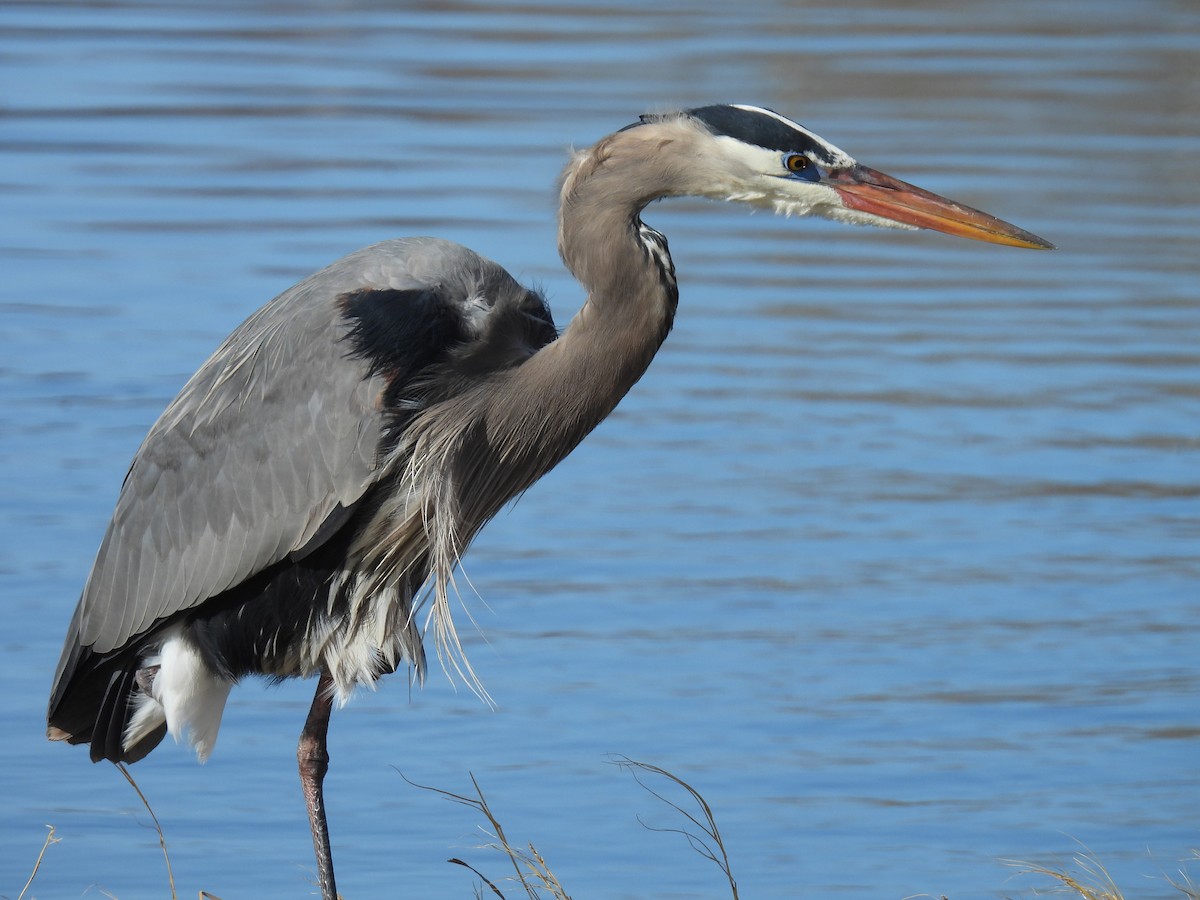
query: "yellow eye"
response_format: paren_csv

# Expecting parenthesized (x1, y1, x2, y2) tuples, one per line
(785, 154, 810, 174)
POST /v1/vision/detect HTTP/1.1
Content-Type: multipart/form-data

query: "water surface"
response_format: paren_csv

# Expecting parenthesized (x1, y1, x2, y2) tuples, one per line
(2, 2, 1197, 898)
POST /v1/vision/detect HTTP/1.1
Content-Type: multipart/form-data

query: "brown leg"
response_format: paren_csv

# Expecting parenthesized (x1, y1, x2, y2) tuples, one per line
(298, 669, 338, 900)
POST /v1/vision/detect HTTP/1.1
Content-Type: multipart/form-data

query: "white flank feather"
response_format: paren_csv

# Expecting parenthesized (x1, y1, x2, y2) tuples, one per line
(131, 631, 233, 762)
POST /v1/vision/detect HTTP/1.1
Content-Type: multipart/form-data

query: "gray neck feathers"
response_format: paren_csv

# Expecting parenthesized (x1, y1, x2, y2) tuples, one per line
(455, 121, 686, 524)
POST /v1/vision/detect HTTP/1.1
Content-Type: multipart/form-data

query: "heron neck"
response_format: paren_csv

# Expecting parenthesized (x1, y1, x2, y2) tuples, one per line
(476, 139, 681, 492)
(555, 131, 681, 403)
(547, 163, 677, 436)
(441, 129, 687, 540)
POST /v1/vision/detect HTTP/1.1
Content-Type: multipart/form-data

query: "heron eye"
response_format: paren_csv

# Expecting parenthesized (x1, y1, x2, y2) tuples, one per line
(785, 154, 811, 174)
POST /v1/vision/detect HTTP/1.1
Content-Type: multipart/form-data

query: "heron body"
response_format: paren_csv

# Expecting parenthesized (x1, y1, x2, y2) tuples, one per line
(48, 105, 1050, 898)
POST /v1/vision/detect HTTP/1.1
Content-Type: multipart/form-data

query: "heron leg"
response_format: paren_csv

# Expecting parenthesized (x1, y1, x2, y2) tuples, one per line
(298, 669, 338, 900)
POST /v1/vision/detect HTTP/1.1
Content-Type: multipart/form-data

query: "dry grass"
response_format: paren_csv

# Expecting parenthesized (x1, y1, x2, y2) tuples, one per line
(436, 786, 1199, 900)
(15, 762, 222, 900)
(19, 763, 1198, 900)
(611, 756, 738, 899)
(1007, 845, 1200, 900)
(114, 762, 178, 899)
(1173, 853, 1200, 899)
(1007, 848, 1126, 900)
(403, 769, 572, 900)
(16, 826, 59, 900)
(406, 757, 741, 899)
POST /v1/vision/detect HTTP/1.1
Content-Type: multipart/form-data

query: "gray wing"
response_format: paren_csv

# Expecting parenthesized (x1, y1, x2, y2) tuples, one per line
(63, 238, 495, 663)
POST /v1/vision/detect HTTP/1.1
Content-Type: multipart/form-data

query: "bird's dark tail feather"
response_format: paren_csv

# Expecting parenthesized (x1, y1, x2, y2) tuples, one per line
(47, 649, 166, 764)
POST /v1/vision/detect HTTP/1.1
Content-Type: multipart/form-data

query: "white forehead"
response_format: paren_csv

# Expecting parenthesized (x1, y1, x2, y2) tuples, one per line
(729, 104, 857, 168)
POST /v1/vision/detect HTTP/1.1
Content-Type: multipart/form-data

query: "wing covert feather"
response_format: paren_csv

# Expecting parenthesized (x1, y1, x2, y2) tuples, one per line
(71, 243, 456, 656)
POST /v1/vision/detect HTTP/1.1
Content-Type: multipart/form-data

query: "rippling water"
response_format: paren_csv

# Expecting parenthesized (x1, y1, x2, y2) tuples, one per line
(3, 2, 1198, 898)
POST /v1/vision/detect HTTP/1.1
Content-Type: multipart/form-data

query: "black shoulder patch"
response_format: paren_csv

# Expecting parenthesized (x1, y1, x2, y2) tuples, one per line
(686, 105, 836, 164)
(338, 287, 470, 384)
(445, 288, 557, 379)
(339, 285, 558, 442)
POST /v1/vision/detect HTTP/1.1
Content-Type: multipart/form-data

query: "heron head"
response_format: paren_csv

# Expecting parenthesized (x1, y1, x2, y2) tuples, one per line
(653, 104, 1053, 250)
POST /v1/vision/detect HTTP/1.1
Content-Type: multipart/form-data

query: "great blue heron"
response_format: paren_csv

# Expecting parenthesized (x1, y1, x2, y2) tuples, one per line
(48, 104, 1051, 898)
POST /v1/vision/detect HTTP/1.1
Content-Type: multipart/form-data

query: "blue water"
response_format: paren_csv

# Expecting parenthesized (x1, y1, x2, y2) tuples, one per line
(3, 2, 1198, 898)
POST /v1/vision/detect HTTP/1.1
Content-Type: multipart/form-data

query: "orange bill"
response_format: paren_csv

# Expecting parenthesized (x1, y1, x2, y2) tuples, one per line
(829, 165, 1054, 250)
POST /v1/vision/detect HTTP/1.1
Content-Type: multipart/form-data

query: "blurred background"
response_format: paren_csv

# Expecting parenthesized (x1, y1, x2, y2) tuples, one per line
(2, 1, 1197, 897)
